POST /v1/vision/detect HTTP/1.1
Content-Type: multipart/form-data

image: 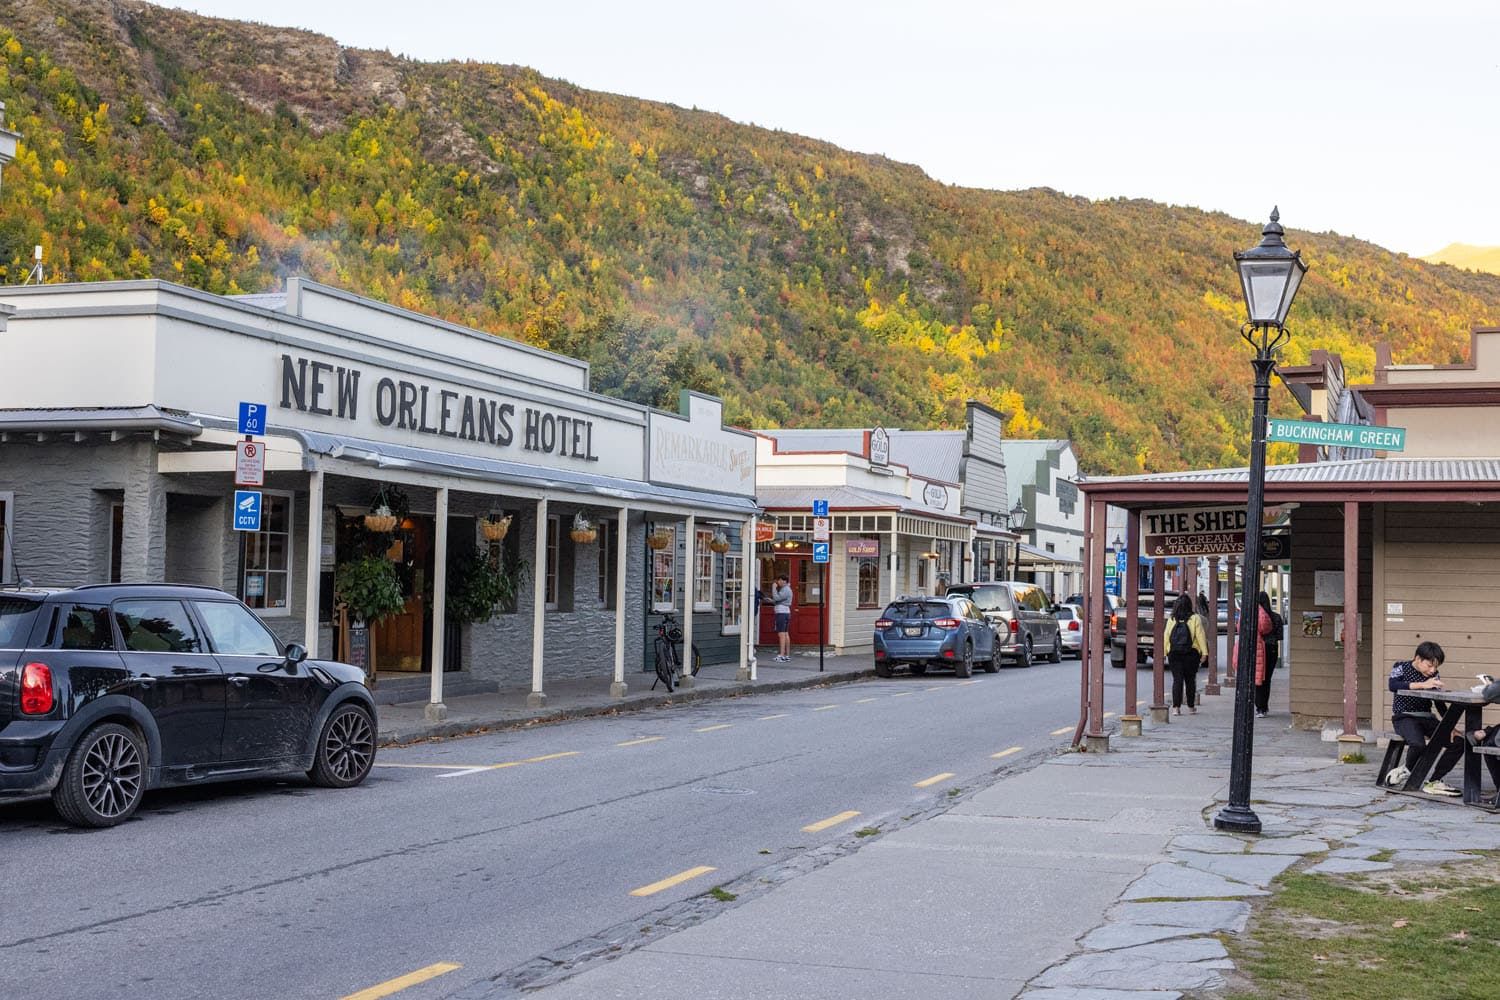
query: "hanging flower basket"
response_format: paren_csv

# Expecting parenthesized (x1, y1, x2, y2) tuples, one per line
(646, 527, 673, 551)
(364, 504, 398, 534)
(707, 531, 732, 554)
(481, 514, 512, 542)
(570, 512, 598, 545)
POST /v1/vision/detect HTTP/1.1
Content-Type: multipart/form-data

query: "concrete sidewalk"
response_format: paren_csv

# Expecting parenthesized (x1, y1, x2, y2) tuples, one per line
(375, 648, 873, 746)
(478, 670, 1495, 1000)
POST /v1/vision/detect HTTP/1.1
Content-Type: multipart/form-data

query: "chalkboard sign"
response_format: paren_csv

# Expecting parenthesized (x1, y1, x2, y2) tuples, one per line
(347, 626, 370, 675)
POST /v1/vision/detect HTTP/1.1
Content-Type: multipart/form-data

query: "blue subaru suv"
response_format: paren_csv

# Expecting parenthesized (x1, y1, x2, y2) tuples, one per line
(0, 584, 376, 827)
(873, 595, 998, 678)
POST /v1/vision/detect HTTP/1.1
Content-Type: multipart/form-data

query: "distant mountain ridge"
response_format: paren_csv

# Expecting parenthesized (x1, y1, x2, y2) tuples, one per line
(1423, 243, 1500, 276)
(1, 0, 1499, 474)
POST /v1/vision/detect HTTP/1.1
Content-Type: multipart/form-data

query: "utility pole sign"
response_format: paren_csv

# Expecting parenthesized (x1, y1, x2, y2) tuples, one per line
(233, 490, 263, 532)
(235, 439, 265, 487)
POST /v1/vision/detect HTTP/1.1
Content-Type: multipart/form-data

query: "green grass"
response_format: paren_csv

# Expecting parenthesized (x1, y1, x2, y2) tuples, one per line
(708, 886, 737, 902)
(1339, 752, 1369, 764)
(855, 826, 880, 838)
(1226, 864, 1500, 1000)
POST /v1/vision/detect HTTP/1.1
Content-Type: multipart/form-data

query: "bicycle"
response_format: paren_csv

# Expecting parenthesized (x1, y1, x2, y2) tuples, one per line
(651, 612, 702, 691)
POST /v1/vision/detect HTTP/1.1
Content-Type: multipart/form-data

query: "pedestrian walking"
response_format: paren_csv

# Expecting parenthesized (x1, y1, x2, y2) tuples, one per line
(1254, 591, 1284, 717)
(1166, 593, 1208, 715)
(770, 574, 793, 662)
(1231, 592, 1275, 717)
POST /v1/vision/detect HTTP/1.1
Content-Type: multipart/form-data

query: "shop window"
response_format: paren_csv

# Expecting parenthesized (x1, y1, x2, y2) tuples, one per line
(695, 529, 715, 611)
(977, 540, 992, 583)
(597, 519, 616, 609)
(109, 502, 123, 583)
(243, 492, 293, 615)
(651, 525, 676, 612)
(545, 515, 560, 610)
(722, 552, 743, 635)
(916, 555, 929, 591)
(0, 493, 9, 585)
(857, 556, 880, 608)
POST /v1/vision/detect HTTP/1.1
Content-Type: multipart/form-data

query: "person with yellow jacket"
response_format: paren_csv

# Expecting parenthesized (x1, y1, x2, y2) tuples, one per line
(1165, 593, 1209, 715)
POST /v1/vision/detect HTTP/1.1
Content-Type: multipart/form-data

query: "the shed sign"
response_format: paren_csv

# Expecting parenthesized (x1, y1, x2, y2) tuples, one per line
(1142, 506, 1249, 557)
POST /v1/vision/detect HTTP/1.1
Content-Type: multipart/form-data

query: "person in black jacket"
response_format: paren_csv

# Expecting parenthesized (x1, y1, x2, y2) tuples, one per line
(1254, 591, 1284, 717)
(1386, 641, 1463, 796)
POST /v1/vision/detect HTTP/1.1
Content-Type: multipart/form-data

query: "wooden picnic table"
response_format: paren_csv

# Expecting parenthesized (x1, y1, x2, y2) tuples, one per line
(1399, 688, 1495, 806)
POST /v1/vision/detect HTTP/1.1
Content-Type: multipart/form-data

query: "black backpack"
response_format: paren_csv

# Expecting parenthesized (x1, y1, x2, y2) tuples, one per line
(1169, 618, 1193, 655)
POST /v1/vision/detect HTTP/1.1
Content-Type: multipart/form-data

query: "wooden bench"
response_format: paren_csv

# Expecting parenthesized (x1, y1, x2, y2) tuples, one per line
(1474, 746, 1500, 757)
(1376, 738, 1407, 786)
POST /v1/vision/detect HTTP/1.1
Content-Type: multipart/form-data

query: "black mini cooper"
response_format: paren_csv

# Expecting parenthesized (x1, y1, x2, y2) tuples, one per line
(0, 584, 376, 827)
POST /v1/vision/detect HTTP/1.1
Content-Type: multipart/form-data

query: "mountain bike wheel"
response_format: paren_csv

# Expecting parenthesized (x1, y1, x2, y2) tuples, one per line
(653, 638, 676, 692)
(689, 643, 703, 676)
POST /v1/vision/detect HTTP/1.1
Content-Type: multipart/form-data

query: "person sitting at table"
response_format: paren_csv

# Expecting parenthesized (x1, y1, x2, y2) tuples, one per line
(1387, 641, 1463, 796)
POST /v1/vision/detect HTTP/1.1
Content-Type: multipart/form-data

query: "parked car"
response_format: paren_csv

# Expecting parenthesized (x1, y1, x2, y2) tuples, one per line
(1054, 603, 1084, 658)
(1217, 598, 1231, 633)
(944, 581, 1062, 667)
(1065, 591, 1123, 640)
(0, 584, 377, 828)
(873, 595, 998, 678)
(1110, 590, 1182, 669)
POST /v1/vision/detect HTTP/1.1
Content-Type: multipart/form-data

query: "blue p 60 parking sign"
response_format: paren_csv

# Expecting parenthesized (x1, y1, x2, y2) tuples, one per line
(233, 490, 262, 532)
(238, 401, 268, 436)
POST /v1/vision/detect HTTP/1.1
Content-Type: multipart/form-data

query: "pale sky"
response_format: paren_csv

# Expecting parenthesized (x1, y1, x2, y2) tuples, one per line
(169, 0, 1500, 258)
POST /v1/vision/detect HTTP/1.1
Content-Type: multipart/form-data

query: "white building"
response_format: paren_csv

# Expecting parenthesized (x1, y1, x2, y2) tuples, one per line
(1001, 439, 1084, 600)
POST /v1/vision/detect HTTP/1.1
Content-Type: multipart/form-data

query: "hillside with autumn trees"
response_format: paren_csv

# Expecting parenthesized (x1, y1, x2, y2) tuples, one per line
(2, 0, 1499, 474)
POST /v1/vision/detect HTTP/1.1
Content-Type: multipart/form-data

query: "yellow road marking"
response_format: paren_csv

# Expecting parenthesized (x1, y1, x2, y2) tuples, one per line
(915, 772, 956, 788)
(991, 746, 1023, 759)
(435, 750, 581, 778)
(340, 962, 461, 1000)
(374, 763, 488, 770)
(813, 704, 838, 712)
(1050, 726, 1073, 736)
(695, 724, 733, 733)
(855, 698, 878, 704)
(759, 713, 788, 720)
(802, 810, 861, 833)
(522, 751, 581, 763)
(891, 692, 914, 698)
(617, 736, 664, 747)
(630, 865, 716, 897)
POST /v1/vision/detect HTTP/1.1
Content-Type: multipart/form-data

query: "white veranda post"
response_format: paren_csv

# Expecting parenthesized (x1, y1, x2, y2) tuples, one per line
(302, 469, 323, 653)
(679, 515, 696, 689)
(611, 506, 629, 700)
(426, 487, 449, 722)
(528, 497, 547, 708)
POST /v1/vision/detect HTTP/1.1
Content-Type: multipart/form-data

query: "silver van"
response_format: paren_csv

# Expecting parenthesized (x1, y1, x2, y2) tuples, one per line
(944, 581, 1062, 667)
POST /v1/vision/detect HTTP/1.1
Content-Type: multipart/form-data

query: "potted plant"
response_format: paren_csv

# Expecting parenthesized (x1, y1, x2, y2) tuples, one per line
(570, 512, 597, 544)
(481, 512, 512, 542)
(446, 540, 508, 625)
(646, 526, 673, 550)
(708, 531, 731, 553)
(364, 504, 397, 534)
(334, 555, 408, 685)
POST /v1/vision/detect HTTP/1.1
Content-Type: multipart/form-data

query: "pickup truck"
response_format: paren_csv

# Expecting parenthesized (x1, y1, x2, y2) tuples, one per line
(1109, 591, 1182, 669)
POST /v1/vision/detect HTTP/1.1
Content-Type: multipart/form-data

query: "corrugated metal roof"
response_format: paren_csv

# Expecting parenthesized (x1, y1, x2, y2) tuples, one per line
(1084, 457, 1500, 486)
(293, 429, 759, 514)
(756, 484, 972, 523)
(760, 428, 866, 453)
(888, 431, 964, 481)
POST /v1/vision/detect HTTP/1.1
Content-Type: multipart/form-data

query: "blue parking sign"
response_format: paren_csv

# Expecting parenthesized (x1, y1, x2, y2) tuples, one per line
(812, 541, 830, 564)
(238, 401, 268, 436)
(233, 490, 262, 532)
(812, 499, 829, 518)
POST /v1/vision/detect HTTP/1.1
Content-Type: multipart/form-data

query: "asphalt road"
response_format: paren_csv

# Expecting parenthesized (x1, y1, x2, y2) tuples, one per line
(0, 656, 1132, 1000)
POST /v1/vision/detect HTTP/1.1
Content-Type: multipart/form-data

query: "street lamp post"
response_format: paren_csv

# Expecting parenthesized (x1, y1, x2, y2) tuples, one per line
(1214, 208, 1307, 835)
(1009, 500, 1027, 581)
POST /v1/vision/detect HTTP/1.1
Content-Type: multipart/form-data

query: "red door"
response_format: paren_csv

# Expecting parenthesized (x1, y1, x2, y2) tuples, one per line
(757, 554, 829, 648)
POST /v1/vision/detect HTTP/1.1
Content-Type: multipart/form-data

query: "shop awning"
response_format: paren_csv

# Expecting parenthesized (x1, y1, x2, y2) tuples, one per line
(756, 484, 972, 524)
(1018, 542, 1081, 569)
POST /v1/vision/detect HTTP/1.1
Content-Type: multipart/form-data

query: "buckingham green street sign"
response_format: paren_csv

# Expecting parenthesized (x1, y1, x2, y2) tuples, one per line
(1266, 418, 1406, 452)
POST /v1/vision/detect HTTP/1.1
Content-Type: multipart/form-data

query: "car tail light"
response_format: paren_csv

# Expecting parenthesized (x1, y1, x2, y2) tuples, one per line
(942, 649, 955, 658)
(1069, 620, 1080, 631)
(933, 617, 960, 629)
(21, 662, 54, 715)
(1110, 612, 1119, 630)
(875, 619, 893, 630)
(1009, 619, 1019, 634)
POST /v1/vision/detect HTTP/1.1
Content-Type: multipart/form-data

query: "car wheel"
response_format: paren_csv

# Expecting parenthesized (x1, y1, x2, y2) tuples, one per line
(53, 722, 146, 828)
(875, 659, 892, 678)
(308, 703, 377, 788)
(1047, 635, 1063, 663)
(982, 641, 1000, 673)
(910, 662, 928, 676)
(1016, 635, 1034, 668)
(955, 640, 974, 678)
